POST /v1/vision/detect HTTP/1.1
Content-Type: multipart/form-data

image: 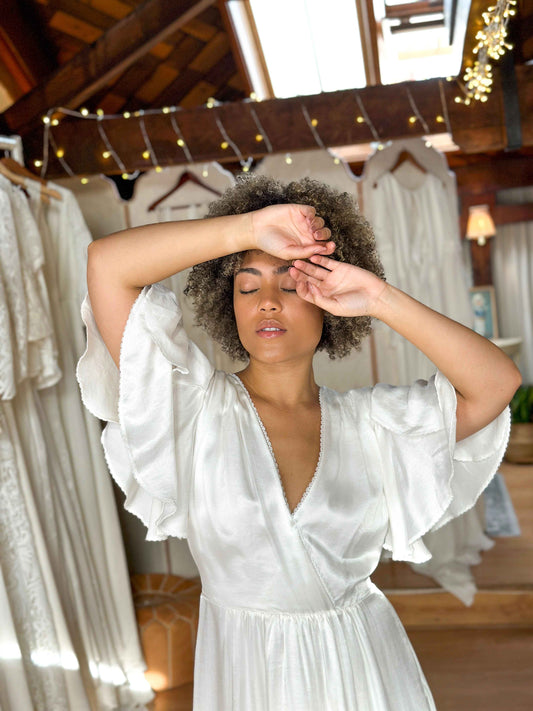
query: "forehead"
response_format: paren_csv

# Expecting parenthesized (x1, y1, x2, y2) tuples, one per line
(237, 250, 291, 273)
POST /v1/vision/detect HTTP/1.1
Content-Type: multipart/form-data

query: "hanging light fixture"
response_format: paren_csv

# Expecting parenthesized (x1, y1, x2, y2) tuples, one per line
(466, 205, 496, 246)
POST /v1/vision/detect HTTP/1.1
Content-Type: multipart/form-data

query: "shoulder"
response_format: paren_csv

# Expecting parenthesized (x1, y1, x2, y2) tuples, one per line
(320, 383, 373, 421)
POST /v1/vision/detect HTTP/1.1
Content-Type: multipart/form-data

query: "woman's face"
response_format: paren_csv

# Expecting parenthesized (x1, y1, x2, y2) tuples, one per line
(233, 250, 324, 365)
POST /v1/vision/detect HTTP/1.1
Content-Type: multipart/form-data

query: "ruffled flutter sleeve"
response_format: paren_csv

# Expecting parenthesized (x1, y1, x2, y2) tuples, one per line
(76, 282, 214, 540)
(370, 370, 511, 564)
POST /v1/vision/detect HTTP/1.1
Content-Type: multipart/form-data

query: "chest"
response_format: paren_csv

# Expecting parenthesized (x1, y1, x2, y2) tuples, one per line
(253, 401, 322, 514)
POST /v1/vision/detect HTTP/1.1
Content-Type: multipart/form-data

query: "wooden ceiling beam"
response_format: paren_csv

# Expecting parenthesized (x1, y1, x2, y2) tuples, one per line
(1, 0, 216, 136)
(20, 66, 533, 179)
(0, 0, 56, 97)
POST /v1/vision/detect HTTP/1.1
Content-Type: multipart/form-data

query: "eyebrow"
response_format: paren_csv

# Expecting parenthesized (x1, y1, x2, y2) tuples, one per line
(235, 266, 290, 276)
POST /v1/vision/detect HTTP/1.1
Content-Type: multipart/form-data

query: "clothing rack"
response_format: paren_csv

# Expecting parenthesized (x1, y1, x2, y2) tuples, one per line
(0, 134, 24, 164)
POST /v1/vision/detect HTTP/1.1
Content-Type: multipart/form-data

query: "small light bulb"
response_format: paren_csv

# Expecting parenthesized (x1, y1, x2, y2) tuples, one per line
(80, 108, 89, 116)
(202, 169, 209, 178)
(250, 92, 257, 101)
(123, 111, 131, 119)
(102, 151, 111, 159)
(96, 109, 104, 116)
(242, 165, 249, 172)
(162, 107, 170, 114)
(356, 116, 365, 124)
(142, 150, 150, 159)
(56, 148, 65, 158)
(311, 118, 318, 127)
(81, 177, 89, 185)
(377, 143, 384, 151)
(176, 139, 185, 147)
(285, 154, 293, 165)
(34, 160, 43, 167)
(255, 134, 263, 142)
(51, 119, 59, 126)
(221, 141, 229, 149)
(42, 116, 50, 124)
(408, 116, 417, 124)
(436, 115, 445, 123)
(206, 97, 215, 108)
(333, 157, 340, 165)
(122, 173, 129, 179)
(155, 165, 162, 173)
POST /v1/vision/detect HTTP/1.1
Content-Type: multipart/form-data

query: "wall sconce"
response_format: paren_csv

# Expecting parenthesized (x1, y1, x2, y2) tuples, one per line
(466, 204, 496, 246)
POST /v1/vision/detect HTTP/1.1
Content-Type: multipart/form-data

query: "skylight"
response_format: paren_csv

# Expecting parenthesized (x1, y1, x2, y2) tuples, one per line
(228, 0, 464, 99)
(229, 0, 367, 98)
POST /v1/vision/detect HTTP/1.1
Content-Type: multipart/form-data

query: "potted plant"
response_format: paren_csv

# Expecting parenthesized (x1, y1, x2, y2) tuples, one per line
(505, 385, 533, 463)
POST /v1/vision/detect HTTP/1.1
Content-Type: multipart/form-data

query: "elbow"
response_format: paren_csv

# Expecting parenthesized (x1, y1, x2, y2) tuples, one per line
(506, 361, 522, 402)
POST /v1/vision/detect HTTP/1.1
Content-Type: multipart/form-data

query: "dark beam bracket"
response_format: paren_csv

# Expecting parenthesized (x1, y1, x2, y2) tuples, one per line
(500, 50, 522, 151)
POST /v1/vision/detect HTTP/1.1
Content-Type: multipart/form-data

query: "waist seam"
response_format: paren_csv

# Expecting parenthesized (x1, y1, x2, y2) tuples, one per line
(201, 579, 378, 619)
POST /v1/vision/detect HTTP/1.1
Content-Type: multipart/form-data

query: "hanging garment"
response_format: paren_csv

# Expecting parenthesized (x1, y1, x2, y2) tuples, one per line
(0, 398, 91, 711)
(0, 178, 28, 396)
(362, 163, 474, 385)
(492, 186, 533, 382)
(77, 283, 510, 711)
(360, 154, 498, 604)
(3, 180, 153, 709)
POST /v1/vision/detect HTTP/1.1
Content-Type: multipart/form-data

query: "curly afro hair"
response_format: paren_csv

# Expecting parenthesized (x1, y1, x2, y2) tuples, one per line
(184, 173, 385, 361)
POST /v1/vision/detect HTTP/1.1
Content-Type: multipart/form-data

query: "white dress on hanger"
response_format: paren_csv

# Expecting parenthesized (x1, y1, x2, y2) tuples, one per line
(360, 149, 495, 605)
(77, 282, 510, 710)
(0, 178, 28, 395)
(7, 183, 61, 390)
(25, 181, 152, 708)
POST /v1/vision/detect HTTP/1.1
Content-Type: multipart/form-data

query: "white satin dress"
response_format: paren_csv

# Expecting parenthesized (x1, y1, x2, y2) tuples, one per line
(76, 283, 510, 711)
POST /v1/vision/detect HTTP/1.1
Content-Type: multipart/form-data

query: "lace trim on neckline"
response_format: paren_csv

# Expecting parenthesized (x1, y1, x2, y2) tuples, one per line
(230, 373, 326, 519)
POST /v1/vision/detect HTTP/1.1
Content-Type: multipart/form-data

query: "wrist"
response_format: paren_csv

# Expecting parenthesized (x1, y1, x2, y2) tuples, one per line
(221, 212, 257, 255)
(369, 281, 398, 321)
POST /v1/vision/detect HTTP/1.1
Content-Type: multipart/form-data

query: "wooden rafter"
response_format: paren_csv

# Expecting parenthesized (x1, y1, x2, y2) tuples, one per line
(355, 0, 381, 86)
(21, 66, 533, 178)
(1, 0, 216, 136)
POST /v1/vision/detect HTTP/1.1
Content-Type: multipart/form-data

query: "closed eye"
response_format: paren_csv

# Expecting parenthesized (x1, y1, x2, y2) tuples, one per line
(239, 289, 258, 294)
(282, 288, 297, 292)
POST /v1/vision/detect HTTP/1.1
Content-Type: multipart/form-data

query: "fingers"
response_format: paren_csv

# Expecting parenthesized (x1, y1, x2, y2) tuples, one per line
(286, 241, 335, 259)
(309, 254, 338, 268)
(295, 280, 331, 310)
(290, 265, 323, 289)
(291, 260, 331, 280)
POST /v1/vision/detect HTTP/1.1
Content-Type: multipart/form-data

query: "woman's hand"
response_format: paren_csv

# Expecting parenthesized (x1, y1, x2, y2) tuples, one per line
(251, 204, 335, 260)
(289, 254, 387, 317)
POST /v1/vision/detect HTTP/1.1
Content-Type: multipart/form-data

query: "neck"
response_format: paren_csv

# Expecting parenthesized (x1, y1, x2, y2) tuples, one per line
(236, 356, 319, 408)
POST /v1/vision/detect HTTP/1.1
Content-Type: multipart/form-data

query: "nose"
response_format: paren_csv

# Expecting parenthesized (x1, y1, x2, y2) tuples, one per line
(258, 288, 281, 312)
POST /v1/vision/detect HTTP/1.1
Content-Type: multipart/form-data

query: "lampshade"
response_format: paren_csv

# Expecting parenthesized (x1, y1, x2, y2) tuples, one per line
(466, 205, 496, 246)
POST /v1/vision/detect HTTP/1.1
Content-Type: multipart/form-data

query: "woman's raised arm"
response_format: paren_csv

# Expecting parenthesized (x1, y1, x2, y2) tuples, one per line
(290, 255, 522, 441)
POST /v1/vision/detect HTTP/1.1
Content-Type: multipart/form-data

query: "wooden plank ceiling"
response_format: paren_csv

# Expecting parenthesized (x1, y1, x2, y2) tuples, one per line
(0, 0, 248, 126)
(0, 0, 532, 179)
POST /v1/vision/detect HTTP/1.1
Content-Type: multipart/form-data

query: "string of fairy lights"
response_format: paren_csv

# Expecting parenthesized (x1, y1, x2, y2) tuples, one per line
(30, 0, 517, 184)
(455, 0, 517, 105)
(35, 83, 454, 185)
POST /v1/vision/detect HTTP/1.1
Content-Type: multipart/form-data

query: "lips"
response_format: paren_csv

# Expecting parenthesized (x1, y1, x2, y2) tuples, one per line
(255, 319, 287, 338)
(256, 319, 286, 333)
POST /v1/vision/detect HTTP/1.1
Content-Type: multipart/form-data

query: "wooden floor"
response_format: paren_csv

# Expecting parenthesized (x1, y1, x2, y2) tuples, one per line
(149, 461, 533, 710)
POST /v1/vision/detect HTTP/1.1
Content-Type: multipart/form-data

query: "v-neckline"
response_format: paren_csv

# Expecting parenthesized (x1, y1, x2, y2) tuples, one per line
(230, 373, 326, 519)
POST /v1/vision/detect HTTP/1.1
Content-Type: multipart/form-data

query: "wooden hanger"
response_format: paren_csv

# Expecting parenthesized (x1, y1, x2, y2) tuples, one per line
(0, 157, 62, 200)
(148, 169, 221, 212)
(390, 150, 427, 175)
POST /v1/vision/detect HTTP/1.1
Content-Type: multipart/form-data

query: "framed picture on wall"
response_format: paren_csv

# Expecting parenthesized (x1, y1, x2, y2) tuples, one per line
(469, 286, 499, 339)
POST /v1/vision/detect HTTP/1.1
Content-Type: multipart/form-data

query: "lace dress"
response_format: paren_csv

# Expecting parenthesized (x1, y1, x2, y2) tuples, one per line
(77, 283, 510, 711)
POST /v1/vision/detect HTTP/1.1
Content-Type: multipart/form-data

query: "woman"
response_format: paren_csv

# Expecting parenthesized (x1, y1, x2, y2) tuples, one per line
(77, 176, 520, 710)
